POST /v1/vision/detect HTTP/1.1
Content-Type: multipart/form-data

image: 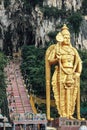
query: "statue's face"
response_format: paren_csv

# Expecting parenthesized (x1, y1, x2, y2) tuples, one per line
(63, 34, 70, 45)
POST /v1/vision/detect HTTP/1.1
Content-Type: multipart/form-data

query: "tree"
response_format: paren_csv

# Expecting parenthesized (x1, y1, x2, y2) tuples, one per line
(68, 12, 83, 36)
(21, 45, 46, 97)
(78, 50, 87, 119)
(0, 52, 9, 117)
(82, 0, 87, 15)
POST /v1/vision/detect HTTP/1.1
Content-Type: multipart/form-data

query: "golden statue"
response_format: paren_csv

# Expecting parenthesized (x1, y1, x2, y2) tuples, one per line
(45, 24, 83, 120)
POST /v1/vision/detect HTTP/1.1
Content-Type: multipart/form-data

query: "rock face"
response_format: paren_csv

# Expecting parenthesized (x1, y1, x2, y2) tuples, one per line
(34, 0, 87, 49)
(0, 0, 87, 53)
(43, 0, 82, 11)
(77, 19, 87, 49)
(0, 0, 9, 50)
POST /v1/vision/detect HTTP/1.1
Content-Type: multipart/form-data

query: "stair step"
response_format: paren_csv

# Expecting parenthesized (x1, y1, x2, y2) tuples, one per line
(6, 61, 33, 122)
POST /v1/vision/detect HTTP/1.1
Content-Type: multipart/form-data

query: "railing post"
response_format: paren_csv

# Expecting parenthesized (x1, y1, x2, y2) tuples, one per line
(12, 124, 15, 130)
(23, 124, 26, 130)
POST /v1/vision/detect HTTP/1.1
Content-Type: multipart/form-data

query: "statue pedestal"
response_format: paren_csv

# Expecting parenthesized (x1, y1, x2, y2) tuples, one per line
(48, 117, 86, 130)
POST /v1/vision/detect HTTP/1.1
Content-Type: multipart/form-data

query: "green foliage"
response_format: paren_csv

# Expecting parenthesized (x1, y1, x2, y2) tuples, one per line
(29, 0, 43, 7)
(79, 50, 87, 92)
(21, 45, 47, 97)
(0, 52, 7, 92)
(22, 0, 43, 10)
(47, 31, 58, 43)
(42, 6, 67, 19)
(68, 12, 83, 35)
(3, 26, 13, 56)
(22, 0, 32, 14)
(78, 50, 87, 118)
(36, 103, 46, 113)
(0, 52, 7, 70)
(81, 102, 87, 119)
(42, 6, 59, 18)
(4, 0, 10, 8)
(0, 52, 8, 117)
(82, 0, 87, 15)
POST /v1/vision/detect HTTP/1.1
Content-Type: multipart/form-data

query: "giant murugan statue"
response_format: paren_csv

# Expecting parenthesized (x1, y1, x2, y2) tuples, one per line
(45, 24, 83, 120)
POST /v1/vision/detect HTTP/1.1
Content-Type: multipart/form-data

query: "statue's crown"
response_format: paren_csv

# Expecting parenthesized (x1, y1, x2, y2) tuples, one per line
(61, 24, 70, 36)
(56, 24, 70, 42)
(61, 24, 69, 31)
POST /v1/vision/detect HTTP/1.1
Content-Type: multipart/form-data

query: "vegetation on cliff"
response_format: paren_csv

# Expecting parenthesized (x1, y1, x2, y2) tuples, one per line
(0, 52, 9, 117)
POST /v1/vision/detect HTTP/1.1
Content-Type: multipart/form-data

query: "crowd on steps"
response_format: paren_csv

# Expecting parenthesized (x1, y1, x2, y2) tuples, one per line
(4, 60, 33, 121)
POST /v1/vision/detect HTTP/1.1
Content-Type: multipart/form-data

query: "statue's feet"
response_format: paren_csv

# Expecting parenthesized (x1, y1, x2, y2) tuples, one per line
(63, 113, 67, 117)
(69, 116, 76, 120)
(60, 113, 67, 118)
(48, 117, 54, 121)
(77, 116, 85, 120)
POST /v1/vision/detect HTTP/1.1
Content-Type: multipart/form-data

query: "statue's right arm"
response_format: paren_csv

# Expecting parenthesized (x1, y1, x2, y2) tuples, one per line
(48, 49, 58, 65)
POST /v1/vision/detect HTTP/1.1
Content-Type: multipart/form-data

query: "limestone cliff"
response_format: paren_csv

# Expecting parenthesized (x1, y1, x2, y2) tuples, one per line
(43, 0, 82, 11)
(0, 0, 87, 54)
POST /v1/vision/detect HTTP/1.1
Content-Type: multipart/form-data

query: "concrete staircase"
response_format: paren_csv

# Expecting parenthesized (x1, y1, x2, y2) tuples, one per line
(5, 60, 33, 121)
(4, 59, 47, 130)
